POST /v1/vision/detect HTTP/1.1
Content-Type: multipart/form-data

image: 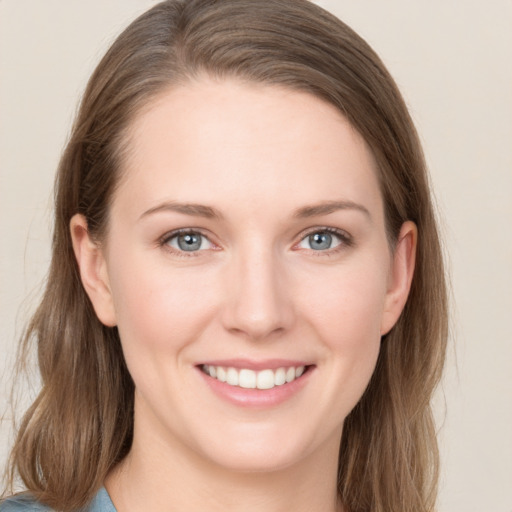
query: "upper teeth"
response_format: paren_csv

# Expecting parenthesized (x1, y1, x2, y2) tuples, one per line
(202, 365, 306, 389)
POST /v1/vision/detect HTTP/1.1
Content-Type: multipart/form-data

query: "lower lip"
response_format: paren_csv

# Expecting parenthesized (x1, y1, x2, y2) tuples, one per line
(196, 367, 314, 408)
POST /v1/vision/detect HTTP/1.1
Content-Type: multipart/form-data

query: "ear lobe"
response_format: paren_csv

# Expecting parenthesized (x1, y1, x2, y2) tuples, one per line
(70, 214, 117, 327)
(380, 221, 417, 336)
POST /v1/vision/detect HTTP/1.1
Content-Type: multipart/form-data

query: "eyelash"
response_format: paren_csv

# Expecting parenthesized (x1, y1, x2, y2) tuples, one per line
(158, 228, 214, 258)
(158, 226, 353, 258)
(297, 227, 353, 256)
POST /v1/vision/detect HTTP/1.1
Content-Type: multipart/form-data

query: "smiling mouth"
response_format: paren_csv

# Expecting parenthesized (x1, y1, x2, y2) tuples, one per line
(199, 364, 311, 390)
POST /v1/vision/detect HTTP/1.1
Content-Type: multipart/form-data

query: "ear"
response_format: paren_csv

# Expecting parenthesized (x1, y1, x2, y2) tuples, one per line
(380, 221, 417, 335)
(70, 214, 117, 327)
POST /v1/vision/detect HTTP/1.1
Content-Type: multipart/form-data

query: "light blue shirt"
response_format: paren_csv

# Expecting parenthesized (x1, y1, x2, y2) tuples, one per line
(0, 487, 116, 512)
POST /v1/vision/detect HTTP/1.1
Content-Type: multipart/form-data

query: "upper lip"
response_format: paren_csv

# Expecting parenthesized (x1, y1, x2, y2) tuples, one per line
(197, 359, 313, 371)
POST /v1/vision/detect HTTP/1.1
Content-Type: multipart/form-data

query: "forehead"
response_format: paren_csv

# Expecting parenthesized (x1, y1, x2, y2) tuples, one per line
(115, 79, 383, 222)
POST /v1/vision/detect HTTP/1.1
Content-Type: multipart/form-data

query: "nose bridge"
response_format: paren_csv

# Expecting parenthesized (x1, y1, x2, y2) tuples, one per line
(222, 240, 294, 340)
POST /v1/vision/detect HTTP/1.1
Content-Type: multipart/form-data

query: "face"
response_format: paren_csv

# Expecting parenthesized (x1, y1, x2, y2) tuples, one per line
(73, 79, 415, 473)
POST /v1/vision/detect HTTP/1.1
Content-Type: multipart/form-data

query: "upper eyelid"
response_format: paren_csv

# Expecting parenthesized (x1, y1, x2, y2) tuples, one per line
(295, 226, 352, 242)
(160, 227, 211, 242)
(299, 226, 349, 236)
(160, 226, 352, 240)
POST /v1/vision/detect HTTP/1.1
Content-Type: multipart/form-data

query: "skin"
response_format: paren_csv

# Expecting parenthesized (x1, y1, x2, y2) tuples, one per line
(71, 79, 416, 512)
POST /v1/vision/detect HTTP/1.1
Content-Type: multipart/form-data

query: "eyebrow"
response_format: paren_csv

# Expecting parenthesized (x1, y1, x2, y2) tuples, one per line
(293, 200, 371, 220)
(139, 199, 371, 222)
(139, 201, 224, 220)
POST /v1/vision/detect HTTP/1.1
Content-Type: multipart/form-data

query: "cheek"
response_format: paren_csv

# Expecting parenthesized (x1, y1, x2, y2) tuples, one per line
(301, 258, 389, 344)
(107, 253, 220, 362)
(298, 259, 388, 408)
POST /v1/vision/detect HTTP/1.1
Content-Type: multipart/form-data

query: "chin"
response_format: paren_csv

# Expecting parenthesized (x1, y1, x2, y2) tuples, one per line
(190, 421, 333, 474)
(204, 445, 307, 474)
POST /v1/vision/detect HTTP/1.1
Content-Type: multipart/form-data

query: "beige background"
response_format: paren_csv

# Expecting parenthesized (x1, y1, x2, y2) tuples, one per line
(1, 1, 511, 510)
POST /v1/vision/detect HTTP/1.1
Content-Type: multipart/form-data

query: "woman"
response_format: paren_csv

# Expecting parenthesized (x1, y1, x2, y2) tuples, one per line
(1, 1, 448, 511)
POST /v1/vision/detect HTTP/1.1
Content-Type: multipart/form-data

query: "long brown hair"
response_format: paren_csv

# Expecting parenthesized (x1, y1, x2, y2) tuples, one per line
(4, 1, 448, 511)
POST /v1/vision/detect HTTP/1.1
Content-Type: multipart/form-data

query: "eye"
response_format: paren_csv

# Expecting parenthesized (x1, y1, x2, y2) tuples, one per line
(164, 230, 214, 252)
(297, 229, 349, 251)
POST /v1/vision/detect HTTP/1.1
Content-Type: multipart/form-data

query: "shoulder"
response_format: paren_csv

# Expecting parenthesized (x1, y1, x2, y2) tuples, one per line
(0, 494, 52, 511)
(0, 488, 116, 512)
(87, 487, 117, 512)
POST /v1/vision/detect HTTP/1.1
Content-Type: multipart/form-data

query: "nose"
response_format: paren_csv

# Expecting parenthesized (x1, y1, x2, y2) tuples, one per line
(220, 245, 295, 341)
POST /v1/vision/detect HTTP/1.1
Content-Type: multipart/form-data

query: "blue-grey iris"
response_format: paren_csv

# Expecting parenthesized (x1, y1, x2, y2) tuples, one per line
(177, 233, 202, 251)
(309, 232, 332, 250)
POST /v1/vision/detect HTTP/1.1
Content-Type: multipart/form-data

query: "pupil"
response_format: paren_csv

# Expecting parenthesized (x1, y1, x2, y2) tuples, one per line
(310, 232, 331, 250)
(178, 233, 201, 251)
